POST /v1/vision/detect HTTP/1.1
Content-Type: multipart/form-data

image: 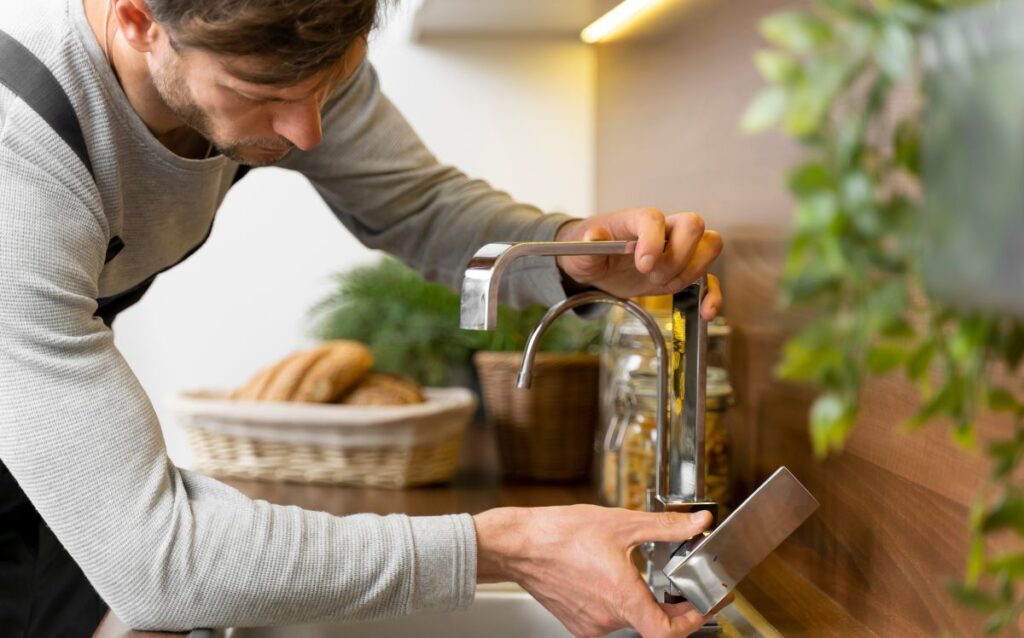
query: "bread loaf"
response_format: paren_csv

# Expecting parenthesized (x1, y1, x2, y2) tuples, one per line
(292, 341, 375, 403)
(232, 340, 373, 403)
(342, 373, 425, 406)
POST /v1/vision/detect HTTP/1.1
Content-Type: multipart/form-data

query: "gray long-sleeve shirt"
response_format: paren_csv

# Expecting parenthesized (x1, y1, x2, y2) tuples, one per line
(0, 0, 576, 631)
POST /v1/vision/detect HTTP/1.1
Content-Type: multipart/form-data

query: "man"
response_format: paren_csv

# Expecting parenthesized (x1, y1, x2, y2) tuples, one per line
(0, 0, 725, 637)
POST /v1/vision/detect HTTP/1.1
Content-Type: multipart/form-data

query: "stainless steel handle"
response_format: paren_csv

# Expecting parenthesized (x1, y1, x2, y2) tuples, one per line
(662, 466, 820, 614)
(460, 240, 636, 331)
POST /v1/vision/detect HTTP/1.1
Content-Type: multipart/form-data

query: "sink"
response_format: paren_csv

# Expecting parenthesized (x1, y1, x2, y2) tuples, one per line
(216, 584, 637, 638)
(192, 583, 758, 638)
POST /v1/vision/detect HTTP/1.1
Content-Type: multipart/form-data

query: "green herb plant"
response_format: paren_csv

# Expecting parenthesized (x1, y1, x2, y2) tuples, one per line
(308, 258, 601, 387)
(742, 0, 1022, 632)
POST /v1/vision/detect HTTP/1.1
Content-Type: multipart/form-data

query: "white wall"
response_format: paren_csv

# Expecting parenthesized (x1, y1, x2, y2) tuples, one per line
(113, 2, 595, 465)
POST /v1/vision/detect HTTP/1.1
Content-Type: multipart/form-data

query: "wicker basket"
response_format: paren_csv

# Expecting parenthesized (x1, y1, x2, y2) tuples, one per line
(474, 351, 599, 481)
(167, 387, 476, 488)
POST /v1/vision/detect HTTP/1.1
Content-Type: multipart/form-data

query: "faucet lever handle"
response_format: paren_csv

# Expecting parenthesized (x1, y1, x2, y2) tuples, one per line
(460, 240, 636, 331)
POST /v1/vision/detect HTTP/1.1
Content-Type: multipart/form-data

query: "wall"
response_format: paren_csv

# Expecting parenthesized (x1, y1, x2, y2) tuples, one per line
(594, 0, 801, 232)
(113, 2, 596, 464)
(723, 233, 1009, 637)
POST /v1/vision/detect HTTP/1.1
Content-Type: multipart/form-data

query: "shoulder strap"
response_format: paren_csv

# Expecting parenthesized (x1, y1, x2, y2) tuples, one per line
(0, 30, 94, 179)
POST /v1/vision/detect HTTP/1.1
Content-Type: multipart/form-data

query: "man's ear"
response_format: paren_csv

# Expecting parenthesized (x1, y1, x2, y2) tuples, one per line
(114, 0, 163, 53)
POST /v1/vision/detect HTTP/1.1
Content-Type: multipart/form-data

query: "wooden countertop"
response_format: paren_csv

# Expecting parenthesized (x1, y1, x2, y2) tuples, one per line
(95, 424, 871, 637)
(221, 424, 599, 516)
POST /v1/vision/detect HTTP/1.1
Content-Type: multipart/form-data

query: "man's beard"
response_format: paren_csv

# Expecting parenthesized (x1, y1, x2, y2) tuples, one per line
(150, 58, 294, 167)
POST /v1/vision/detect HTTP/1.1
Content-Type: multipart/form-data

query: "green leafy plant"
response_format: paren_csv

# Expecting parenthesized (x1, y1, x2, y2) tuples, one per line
(308, 258, 601, 386)
(743, 0, 1022, 631)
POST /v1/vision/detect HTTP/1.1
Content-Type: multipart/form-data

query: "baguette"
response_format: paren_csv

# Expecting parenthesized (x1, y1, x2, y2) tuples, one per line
(343, 373, 424, 406)
(257, 347, 332, 402)
(291, 341, 374, 403)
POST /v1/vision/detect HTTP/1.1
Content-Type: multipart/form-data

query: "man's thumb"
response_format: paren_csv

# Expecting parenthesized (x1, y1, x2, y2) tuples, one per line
(629, 510, 713, 545)
(583, 226, 613, 242)
(564, 225, 615, 279)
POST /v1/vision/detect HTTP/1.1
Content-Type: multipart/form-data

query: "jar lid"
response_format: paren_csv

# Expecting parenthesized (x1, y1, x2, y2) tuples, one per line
(627, 370, 660, 397)
(707, 366, 734, 409)
(709, 316, 731, 338)
(626, 368, 733, 406)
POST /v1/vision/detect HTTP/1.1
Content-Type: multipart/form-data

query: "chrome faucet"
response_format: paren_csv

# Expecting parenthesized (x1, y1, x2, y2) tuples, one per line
(460, 240, 820, 623)
(459, 240, 714, 604)
(459, 240, 636, 331)
(512, 286, 710, 512)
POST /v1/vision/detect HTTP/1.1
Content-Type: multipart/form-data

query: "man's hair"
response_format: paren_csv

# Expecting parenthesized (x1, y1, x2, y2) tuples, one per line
(146, 0, 383, 85)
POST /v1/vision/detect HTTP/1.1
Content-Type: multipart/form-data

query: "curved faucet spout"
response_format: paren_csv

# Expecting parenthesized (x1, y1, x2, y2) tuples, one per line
(515, 290, 674, 500)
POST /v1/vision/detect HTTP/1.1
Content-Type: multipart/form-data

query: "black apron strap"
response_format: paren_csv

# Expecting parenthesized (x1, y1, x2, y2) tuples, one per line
(0, 28, 109, 637)
(0, 30, 94, 179)
(1, 27, 256, 635)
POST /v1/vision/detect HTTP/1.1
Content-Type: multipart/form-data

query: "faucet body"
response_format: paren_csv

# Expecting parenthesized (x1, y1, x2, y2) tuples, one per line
(460, 240, 819, 621)
(459, 241, 712, 603)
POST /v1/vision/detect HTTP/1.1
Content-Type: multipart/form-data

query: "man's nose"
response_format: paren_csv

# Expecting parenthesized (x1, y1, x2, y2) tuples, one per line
(271, 99, 323, 151)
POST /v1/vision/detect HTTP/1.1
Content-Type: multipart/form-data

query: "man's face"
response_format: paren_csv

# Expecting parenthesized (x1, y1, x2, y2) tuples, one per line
(147, 35, 367, 166)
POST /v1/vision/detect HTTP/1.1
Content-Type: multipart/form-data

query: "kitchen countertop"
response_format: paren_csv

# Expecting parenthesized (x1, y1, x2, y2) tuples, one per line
(94, 424, 871, 637)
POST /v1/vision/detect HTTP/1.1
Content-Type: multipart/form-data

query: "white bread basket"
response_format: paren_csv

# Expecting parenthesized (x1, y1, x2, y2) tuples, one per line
(166, 387, 476, 488)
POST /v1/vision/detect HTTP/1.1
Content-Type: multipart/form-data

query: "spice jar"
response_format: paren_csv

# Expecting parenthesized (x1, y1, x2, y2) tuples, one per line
(598, 296, 671, 503)
(598, 380, 631, 505)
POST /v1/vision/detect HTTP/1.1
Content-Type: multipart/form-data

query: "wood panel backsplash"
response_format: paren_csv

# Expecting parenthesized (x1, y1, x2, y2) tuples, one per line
(721, 229, 1005, 637)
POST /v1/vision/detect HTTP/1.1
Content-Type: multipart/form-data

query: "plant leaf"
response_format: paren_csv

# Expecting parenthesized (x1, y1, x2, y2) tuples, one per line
(947, 582, 1003, 612)
(761, 11, 832, 53)
(905, 376, 964, 429)
(788, 162, 833, 196)
(867, 343, 909, 374)
(986, 552, 1024, 580)
(874, 21, 915, 79)
(741, 86, 788, 133)
(894, 117, 921, 172)
(810, 392, 856, 457)
(754, 49, 801, 84)
(1004, 322, 1024, 370)
(981, 491, 1024, 536)
(988, 433, 1024, 479)
(907, 341, 937, 381)
(777, 333, 844, 381)
(985, 386, 1020, 413)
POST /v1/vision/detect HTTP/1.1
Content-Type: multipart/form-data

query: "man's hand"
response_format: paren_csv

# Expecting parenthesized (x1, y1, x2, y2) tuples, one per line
(474, 505, 720, 638)
(555, 209, 724, 320)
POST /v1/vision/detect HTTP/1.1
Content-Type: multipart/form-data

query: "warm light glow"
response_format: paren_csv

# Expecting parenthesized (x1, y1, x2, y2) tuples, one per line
(580, 0, 669, 44)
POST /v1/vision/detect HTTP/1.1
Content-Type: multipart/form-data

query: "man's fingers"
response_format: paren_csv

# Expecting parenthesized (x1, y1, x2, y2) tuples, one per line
(651, 213, 705, 284)
(702, 274, 722, 321)
(661, 601, 710, 634)
(663, 231, 722, 294)
(565, 225, 615, 281)
(583, 225, 613, 242)
(627, 510, 713, 546)
(624, 208, 667, 274)
(621, 581, 676, 638)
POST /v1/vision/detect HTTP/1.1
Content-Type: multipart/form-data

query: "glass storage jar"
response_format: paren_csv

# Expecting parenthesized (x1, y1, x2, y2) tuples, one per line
(704, 366, 734, 506)
(618, 372, 660, 511)
(598, 380, 632, 505)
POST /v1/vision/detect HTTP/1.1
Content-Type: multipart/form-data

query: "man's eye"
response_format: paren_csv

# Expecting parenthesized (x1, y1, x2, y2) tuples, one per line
(234, 91, 269, 105)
